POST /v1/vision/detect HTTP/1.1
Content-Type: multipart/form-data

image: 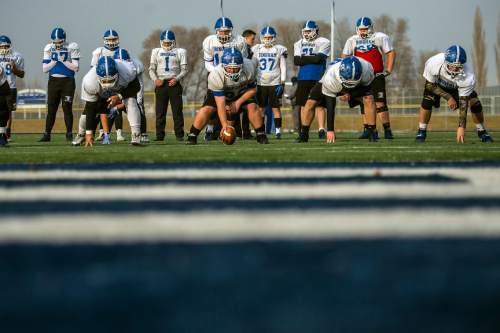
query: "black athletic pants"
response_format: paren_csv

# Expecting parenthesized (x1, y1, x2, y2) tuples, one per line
(0, 81, 10, 127)
(45, 76, 75, 134)
(155, 81, 184, 139)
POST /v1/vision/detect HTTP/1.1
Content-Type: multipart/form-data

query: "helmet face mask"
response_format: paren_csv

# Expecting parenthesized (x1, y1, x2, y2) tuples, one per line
(223, 64, 242, 81)
(445, 63, 464, 78)
(96, 56, 119, 90)
(52, 39, 65, 50)
(104, 37, 119, 50)
(161, 40, 175, 51)
(98, 75, 118, 90)
(0, 45, 11, 56)
(302, 28, 317, 42)
(222, 48, 244, 81)
(216, 28, 232, 44)
(261, 26, 277, 48)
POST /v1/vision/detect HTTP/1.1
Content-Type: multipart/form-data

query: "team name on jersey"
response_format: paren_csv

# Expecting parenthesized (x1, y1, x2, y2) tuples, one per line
(355, 39, 377, 53)
(437, 77, 458, 90)
(0, 57, 16, 62)
(258, 52, 277, 58)
(160, 52, 177, 57)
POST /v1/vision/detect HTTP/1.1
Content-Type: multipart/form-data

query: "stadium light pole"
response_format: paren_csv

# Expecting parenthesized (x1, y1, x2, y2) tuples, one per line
(331, 0, 336, 61)
(220, 0, 224, 17)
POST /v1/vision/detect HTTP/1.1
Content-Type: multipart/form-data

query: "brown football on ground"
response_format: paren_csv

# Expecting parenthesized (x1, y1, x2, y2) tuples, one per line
(220, 126, 237, 145)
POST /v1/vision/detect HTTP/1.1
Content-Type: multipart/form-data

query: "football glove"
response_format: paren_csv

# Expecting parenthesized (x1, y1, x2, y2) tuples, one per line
(275, 84, 285, 97)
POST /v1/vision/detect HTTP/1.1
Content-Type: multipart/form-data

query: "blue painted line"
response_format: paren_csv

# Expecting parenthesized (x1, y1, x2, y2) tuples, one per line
(0, 174, 465, 188)
(1, 197, 499, 216)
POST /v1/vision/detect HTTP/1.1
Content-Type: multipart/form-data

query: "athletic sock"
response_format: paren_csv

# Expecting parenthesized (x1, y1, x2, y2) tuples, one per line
(476, 123, 485, 132)
(419, 123, 428, 131)
(274, 118, 282, 134)
(190, 125, 201, 136)
(206, 124, 214, 133)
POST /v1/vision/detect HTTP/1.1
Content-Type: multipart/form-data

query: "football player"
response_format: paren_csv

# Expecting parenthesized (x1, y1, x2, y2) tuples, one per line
(40, 28, 80, 142)
(342, 17, 396, 139)
(186, 47, 268, 145)
(90, 29, 126, 141)
(416, 45, 493, 143)
(0, 65, 11, 147)
(294, 20, 331, 140)
(80, 56, 142, 146)
(296, 56, 378, 143)
(149, 30, 187, 142)
(252, 26, 287, 139)
(202, 17, 248, 141)
(0, 36, 24, 141)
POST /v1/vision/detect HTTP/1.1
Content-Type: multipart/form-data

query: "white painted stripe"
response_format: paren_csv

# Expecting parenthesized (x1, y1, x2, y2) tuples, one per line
(1, 210, 500, 243)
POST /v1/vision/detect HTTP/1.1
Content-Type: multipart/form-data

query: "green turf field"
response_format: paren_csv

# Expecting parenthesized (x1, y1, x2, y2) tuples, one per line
(1, 132, 499, 163)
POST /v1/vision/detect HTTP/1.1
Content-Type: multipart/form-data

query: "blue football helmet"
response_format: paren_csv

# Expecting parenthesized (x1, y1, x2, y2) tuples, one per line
(160, 30, 176, 51)
(51, 27, 66, 50)
(339, 56, 363, 88)
(445, 45, 467, 78)
(260, 26, 277, 47)
(221, 47, 243, 81)
(96, 56, 119, 89)
(0, 35, 12, 56)
(114, 48, 131, 61)
(302, 20, 319, 41)
(103, 29, 120, 50)
(215, 17, 233, 44)
(356, 17, 373, 39)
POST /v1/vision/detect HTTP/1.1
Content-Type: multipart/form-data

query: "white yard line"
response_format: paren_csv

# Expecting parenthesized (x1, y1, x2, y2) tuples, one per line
(1, 210, 500, 243)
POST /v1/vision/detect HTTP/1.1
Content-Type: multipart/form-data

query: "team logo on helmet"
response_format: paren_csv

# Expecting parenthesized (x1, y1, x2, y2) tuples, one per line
(114, 48, 130, 61)
(260, 26, 277, 47)
(221, 47, 243, 81)
(302, 20, 319, 42)
(96, 56, 119, 90)
(103, 29, 120, 50)
(160, 30, 176, 51)
(215, 17, 234, 44)
(51, 28, 66, 50)
(356, 17, 373, 39)
(445, 45, 467, 78)
(339, 56, 363, 88)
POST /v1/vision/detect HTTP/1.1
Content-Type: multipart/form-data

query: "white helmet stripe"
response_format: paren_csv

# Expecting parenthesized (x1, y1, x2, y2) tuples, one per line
(105, 57, 109, 76)
(222, 17, 226, 27)
(455, 45, 460, 63)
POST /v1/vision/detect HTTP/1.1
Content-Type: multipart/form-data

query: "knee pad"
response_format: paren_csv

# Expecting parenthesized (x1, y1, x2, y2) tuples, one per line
(376, 105, 389, 113)
(470, 98, 482, 114)
(421, 97, 434, 111)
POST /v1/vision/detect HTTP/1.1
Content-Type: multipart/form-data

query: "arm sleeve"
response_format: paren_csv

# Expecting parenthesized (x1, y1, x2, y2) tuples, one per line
(280, 52, 287, 83)
(342, 39, 354, 56)
(16, 55, 25, 71)
(317, 39, 331, 57)
(424, 80, 453, 100)
(380, 34, 394, 54)
(203, 38, 216, 73)
(90, 50, 99, 67)
(176, 50, 188, 81)
(208, 71, 225, 95)
(325, 96, 337, 131)
(62, 59, 79, 72)
(42, 46, 57, 73)
(149, 50, 159, 81)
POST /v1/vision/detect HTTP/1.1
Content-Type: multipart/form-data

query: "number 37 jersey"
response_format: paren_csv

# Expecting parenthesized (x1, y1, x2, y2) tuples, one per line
(149, 47, 188, 81)
(251, 44, 287, 86)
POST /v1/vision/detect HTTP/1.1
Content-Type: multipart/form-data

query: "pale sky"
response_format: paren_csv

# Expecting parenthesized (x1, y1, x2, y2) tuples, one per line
(1, 0, 499, 87)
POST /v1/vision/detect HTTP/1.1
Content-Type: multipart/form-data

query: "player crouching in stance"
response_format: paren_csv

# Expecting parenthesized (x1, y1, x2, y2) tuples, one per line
(80, 56, 143, 146)
(186, 48, 268, 145)
(296, 56, 378, 143)
(416, 45, 493, 143)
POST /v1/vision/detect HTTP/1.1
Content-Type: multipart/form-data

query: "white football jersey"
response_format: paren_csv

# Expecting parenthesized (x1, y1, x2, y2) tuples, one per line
(208, 58, 257, 101)
(0, 51, 24, 89)
(293, 37, 331, 58)
(342, 32, 393, 55)
(251, 44, 288, 86)
(203, 34, 248, 73)
(42, 42, 80, 77)
(320, 58, 374, 97)
(81, 60, 137, 102)
(90, 47, 122, 67)
(149, 47, 188, 81)
(423, 53, 475, 97)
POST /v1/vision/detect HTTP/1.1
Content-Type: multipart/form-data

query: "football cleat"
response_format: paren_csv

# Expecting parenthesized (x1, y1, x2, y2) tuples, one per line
(358, 127, 369, 139)
(384, 128, 394, 140)
(204, 129, 213, 142)
(294, 133, 309, 143)
(0, 133, 8, 147)
(256, 134, 269, 144)
(416, 129, 427, 142)
(96, 130, 104, 141)
(276, 132, 282, 140)
(38, 133, 51, 142)
(102, 133, 111, 144)
(116, 129, 125, 142)
(318, 129, 326, 140)
(72, 133, 85, 146)
(186, 134, 198, 145)
(478, 130, 493, 143)
(140, 134, 150, 144)
(130, 133, 141, 146)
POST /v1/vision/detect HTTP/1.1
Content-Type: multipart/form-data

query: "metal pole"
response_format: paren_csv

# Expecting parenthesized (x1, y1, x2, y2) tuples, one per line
(330, 1, 336, 61)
